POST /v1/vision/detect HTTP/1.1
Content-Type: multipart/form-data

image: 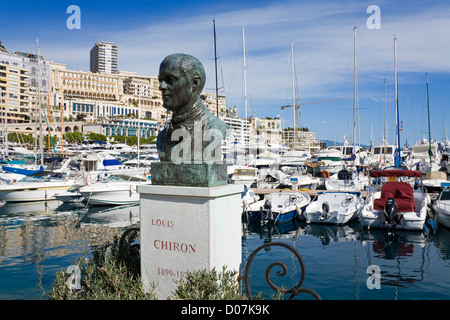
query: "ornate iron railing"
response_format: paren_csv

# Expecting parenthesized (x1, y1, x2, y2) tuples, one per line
(239, 242, 321, 300)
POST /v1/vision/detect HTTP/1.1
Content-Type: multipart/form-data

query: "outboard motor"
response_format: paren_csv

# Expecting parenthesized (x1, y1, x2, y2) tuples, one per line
(259, 199, 272, 223)
(319, 201, 330, 220)
(382, 198, 403, 232)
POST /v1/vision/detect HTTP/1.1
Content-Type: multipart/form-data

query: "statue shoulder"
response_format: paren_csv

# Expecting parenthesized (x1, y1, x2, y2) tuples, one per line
(202, 108, 229, 132)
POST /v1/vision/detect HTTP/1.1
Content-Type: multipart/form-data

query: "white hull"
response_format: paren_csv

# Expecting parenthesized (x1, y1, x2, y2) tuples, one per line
(433, 196, 450, 228)
(360, 207, 428, 231)
(230, 178, 257, 188)
(303, 192, 362, 225)
(0, 182, 74, 202)
(54, 191, 84, 203)
(434, 207, 450, 228)
(80, 179, 150, 206)
(81, 188, 140, 205)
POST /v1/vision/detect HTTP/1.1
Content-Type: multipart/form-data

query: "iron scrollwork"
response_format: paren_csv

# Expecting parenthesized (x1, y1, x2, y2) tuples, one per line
(240, 242, 321, 300)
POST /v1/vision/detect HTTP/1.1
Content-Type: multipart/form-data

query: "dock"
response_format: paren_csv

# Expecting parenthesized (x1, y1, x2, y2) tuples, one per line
(250, 188, 369, 198)
(250, 188, 439, 200)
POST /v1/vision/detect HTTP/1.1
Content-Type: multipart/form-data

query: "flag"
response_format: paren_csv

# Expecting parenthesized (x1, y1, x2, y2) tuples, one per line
(400, 120, 403, 131)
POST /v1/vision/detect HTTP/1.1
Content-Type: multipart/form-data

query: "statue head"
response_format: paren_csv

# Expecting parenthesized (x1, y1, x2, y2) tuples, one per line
(158, 53, 206, 115)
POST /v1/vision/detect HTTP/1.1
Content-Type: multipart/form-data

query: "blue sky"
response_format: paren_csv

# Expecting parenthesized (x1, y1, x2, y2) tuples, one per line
(1, 0, 449, 146)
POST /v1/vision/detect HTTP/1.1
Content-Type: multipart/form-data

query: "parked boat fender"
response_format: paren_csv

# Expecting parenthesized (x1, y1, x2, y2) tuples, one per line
(321, 170, 330, 178)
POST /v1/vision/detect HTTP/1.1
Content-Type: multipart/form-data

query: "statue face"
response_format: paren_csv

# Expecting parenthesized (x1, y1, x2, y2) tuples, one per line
(158, 59, 197, 114)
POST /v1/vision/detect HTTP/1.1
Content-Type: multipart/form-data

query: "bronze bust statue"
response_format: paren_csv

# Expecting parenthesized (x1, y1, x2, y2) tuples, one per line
(152, 53, 230, 187)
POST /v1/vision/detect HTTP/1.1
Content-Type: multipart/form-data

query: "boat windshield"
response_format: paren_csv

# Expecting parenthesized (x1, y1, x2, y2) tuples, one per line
(19, 173, 64, 183)
(373, 147, 393, 155)
(234, 169, 256, 176)
(105, 174, 147, 182)
(440, 191, 450, 201)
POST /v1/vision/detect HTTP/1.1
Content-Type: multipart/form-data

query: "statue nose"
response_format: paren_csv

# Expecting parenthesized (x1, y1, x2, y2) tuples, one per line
(159, 81, 168, 90)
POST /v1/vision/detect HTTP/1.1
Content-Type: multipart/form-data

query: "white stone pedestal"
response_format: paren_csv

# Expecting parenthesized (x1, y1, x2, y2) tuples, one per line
(138, 184, 244, 299)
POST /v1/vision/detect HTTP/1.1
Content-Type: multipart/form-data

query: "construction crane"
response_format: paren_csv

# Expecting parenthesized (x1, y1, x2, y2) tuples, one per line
(281, 97, 345, 110)
(281, 97, 345, 147)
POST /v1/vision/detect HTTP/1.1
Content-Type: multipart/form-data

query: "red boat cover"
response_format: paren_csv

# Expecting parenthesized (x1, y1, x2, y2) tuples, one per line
(373, 181, 415, 212)
(370, 170, 422, 178)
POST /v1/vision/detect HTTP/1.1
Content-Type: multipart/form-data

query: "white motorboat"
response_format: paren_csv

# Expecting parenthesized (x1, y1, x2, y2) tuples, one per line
(405, 139, 442, 174)
(54, 185, 85, 203)
(365, 142, 397, 169)
(326, 142, 368, 167)
(313, 148, 345, 176)
(0, 171, 78, 202)
(303, 191, 363, 225)
(422, 171, 448, 193)
(245, 191, 311, 224)
(80, 173, 150, 206)
(75, 151, 142, 185)
(360, 170, 430, 231)
(257, 169, 287, 189)
(229, 166, 258, 187)
(433, 183, 450, 228)
(324, 168, 368, 192)
(279, 166, 321, 190)
(241, 185, 260, 213)
(123, 153, 158, 168)
(279, 150, 311, 167)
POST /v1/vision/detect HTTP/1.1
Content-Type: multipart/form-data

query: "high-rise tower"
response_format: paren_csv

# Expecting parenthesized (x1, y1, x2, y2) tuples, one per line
(90, 41, 118, 74)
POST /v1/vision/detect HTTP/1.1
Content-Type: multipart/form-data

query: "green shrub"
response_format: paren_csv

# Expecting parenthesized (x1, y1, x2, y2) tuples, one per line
(172, 266, 246, 300)
(49, 236, 153, 300)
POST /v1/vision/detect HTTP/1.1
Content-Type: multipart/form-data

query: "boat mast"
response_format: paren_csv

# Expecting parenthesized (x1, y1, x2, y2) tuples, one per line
(213, 20, 219, 117)
(353, 26, 357, 151)
(242, 27, 248, 146)
(426, 73, 432, 163)
(384, 79, 387, 143)
(394, 36, 400, 167)
(383, 78, 387, 162)
(291, 41, 297, 148)
(37, 38, 44, 166)
(138, 84, 141, 169)
(0, 85, 7, 159)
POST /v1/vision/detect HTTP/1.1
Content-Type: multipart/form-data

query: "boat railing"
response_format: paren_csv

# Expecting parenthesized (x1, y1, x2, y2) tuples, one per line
(435, 201, 450, 211)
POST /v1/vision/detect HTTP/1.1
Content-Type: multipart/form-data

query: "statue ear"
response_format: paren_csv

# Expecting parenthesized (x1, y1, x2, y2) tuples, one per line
(191, 76, 201, 93)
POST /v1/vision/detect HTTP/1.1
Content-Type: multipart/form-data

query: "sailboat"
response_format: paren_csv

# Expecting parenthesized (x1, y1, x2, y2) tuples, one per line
(324, 27, 368, 191)
(404, 75, 442, 174)
(366, 80, 397, 169)
(228, 27, 259, 183)
(393, 36, 402, 168)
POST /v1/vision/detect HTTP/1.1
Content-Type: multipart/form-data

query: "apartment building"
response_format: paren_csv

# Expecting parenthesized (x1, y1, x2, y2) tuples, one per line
(282, 129, 321, 151)
(248, 117, 283, 145)
(90, 41, 118, 74)
(0, 62, 30, 123)
(50, 62, 169, 127)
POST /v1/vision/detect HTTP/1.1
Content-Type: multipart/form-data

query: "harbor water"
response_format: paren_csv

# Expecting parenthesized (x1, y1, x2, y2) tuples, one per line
(0, 200, 449, 300)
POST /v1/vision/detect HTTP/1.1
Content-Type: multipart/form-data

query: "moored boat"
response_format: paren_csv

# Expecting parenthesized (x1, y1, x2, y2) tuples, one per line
(245, 191, 310, 224)
(303, 191, 363, 225)
(433, 183, 450, 228)
(360, 170, 430, 231)
(79, 173, 150, 205)
(0, 171, 78, 202)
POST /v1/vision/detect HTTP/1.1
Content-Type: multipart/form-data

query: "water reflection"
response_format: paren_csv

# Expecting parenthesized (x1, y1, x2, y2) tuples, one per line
(0, 200, 140, 299)
(0, 201, 449, 300)
(434, 223, 450, 259)
(242, 216, 450, 299)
